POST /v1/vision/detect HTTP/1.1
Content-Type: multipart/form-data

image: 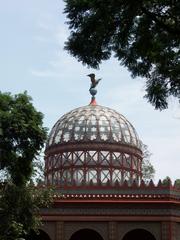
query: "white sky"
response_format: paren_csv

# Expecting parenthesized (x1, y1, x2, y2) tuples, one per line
(1, 0, 180, 182)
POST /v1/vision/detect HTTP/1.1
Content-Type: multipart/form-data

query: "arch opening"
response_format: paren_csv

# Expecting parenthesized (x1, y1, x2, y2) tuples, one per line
(70, 228, 104, 240)
(122, 228, 156, 240)
(25, 229, 51, 240)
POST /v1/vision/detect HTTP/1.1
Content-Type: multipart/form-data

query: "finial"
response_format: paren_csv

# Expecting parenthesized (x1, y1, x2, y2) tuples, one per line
(87, 73, 101, 105)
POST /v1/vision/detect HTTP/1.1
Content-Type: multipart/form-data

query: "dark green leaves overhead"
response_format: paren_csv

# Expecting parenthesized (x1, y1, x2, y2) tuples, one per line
(64, 0, 180, 110)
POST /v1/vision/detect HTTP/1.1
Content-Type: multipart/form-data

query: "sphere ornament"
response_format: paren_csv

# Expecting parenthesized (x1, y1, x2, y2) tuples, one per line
(89, 87, 97, 97)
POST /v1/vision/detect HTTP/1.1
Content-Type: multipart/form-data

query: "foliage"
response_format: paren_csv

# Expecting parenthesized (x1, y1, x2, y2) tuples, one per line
(162, 177, 180, 187)
(0, 92, 52, 240)
(0, 183, 54, 240)
(174, 178, 180, 187)
(141, 144, 155, 181)
(0, 91, 47, 186)
(64, 0, 180, 110)
(162, 176, 172, 186)
(31, 156, 45, 185)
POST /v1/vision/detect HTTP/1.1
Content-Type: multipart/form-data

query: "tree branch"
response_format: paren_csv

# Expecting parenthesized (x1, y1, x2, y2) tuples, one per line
(141, 6, 180, 35)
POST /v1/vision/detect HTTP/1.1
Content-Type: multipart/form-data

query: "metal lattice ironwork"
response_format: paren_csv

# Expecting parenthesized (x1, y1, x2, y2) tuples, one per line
(45, 104, 142, 187)
(47, 105, 141, 147)
(45, 150, 142, 185)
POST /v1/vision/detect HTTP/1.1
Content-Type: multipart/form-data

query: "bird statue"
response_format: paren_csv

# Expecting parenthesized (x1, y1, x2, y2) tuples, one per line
(87, 73, 102, 105)
(87, 73, 101, 90)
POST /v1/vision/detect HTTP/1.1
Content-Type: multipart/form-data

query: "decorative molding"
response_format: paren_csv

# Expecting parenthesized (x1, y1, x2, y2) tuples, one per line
(41, 178, 180, 198)
(41, 205, 180, 217)
(46, 142, 142, 157)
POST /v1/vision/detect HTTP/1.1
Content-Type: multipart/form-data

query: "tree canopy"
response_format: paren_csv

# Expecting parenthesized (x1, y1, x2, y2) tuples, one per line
(64, 0, 180, 110)
(0, 91, 47, 186)
(0, 92, 52, 240)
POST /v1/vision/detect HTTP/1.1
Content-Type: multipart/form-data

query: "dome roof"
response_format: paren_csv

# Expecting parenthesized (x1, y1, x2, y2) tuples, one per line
(46, 104, 141, 149)
(45, 103, 142, 189)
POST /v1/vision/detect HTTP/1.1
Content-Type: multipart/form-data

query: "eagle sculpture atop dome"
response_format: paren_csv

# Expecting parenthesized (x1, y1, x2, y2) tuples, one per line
(87, 73, 101, 90)
(87, 73, 101, 105)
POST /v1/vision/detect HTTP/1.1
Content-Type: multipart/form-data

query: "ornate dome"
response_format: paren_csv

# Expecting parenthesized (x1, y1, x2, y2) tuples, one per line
(47, 105, 140, 148)
(45, 104, 142, 188)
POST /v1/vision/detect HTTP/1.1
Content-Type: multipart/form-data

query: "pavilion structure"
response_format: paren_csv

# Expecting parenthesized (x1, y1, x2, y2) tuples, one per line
(29, 77, 180, 240)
